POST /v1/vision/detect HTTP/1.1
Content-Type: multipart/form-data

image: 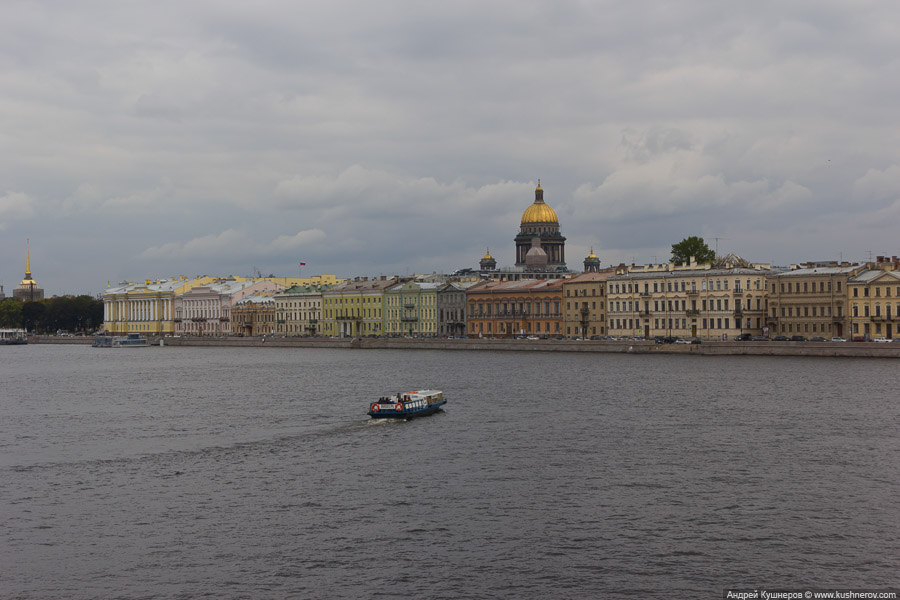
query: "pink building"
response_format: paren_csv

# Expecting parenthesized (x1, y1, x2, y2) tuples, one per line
(173, 279, 286, 336)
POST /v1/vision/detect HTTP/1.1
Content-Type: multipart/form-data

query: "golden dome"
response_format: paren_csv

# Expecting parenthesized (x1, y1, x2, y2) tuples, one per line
(521, 200, 558, 224)
(521, 182, 558, 224)
(482, 248, 493, 260)
(587, 247, 597, 258)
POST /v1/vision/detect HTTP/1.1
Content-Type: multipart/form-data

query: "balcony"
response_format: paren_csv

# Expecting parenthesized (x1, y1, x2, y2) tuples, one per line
(579, 306, 589, 315)
(403, 303, 416, 309)
(173, 318, 182, 323)
(685, 309, 700, 317)
(733, 309, 743, 317)
(639, 292, 651, 297)
(638, 310, 652, 318)
(732, 288, 744, 295)
(687, 289, 699, 296)
(336, 314, 361, 321)
(400, 316, 419, 322)
(219, 317, 230, 322)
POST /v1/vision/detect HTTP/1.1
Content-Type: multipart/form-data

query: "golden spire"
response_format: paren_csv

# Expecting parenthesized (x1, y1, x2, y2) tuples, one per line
(588, 246, 597, 258)
(19, 238, 38, 288)
(483, 247, 493, 259)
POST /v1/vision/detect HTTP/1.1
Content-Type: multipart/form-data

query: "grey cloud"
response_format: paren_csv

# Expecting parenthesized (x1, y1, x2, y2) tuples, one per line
(2, 0, 900, 294)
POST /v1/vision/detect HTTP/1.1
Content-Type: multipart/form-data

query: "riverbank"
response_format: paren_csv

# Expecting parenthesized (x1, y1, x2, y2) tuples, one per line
(29, 335, 900, 357)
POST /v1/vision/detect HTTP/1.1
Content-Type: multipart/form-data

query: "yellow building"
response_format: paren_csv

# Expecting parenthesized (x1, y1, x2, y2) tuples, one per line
(385, 280, 443, 336)
(766, 264, 858, 339)
(561, 269, 616, 338)
(607, 257, 770, 340)
(103, 276, 217, 335)
(257, 274, 345, 288)
(848, 260, 900, 340)
(322, 276, 400, 337)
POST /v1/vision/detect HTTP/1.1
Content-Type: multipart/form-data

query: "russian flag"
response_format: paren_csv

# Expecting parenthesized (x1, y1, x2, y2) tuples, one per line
(299, 262, 306, 266)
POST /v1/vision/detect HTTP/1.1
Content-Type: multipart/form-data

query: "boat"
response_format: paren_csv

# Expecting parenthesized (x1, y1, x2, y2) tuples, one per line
(368, 390, 447, 419)
(0, 329, 27, 345)
(92, 333, 150, 348)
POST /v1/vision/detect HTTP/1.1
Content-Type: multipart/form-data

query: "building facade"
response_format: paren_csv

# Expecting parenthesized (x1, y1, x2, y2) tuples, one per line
(848, 260, 900, 340)
(607, 260, 770, 340)
(561, 270, 616, 338)
(232, 294, 277, 336)
(385, 280, 442, 336)
(174, 279, 284, 336)
(766, 264, 858, 339)
(437, 281, 475, 336)
(466, 278, 564, 338)
(322, 276, 400, 337)
(275, 285, 328, 336)
(103, 276, 218, 335)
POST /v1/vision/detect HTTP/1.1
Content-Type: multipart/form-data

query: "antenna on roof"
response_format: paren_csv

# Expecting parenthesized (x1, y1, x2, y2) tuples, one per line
(712, 237, 727, 256)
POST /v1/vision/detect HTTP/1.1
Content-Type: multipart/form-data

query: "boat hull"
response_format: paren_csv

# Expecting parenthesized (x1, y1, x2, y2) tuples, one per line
(367, 390, 447, 419)
(368, 400, 446, 419)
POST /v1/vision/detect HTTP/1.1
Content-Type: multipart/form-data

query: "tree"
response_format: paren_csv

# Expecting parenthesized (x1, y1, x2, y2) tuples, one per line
(21, 301, 46, 332)
(0, 298, 23, 328)
(671, 236, 716, 265)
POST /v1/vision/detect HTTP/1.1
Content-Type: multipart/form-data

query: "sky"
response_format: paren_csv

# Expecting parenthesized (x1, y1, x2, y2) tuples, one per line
(2, 0, 899, 296)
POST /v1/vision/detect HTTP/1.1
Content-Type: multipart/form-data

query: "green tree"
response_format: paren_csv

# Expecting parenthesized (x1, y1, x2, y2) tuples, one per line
(670, 236, 716, 265)
(21, 301, 46, 332)
(0, 298, 23, 328)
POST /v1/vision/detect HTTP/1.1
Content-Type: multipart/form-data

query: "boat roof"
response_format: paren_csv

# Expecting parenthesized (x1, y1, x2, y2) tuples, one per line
(397, 389, 443, 398)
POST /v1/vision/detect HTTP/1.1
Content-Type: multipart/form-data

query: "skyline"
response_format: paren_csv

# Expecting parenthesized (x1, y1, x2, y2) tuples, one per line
(2, 1, 900, 296)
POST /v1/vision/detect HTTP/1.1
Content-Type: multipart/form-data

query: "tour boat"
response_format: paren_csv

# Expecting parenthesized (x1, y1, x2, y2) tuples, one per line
(368, 390, 447, 419)
(92, 333, 150, 348)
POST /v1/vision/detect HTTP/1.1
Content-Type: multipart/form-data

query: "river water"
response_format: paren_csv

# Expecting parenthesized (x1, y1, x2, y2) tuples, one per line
(1, 345, 897, 599)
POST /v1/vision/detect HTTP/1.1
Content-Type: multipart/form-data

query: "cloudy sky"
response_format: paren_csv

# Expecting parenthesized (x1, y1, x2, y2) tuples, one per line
(2, 0, 899, 295)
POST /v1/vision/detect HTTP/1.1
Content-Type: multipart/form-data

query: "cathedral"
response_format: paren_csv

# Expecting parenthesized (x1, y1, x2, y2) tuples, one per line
(514, 181, 566, 269)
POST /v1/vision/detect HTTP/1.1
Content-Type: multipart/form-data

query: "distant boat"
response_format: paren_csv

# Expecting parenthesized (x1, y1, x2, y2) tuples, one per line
(0, 329, 27, 345)
(92, 333, 150, 348)
(368, 390, 447, 419)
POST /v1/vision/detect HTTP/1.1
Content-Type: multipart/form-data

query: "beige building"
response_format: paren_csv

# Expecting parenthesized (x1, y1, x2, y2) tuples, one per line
(274, 285, 328, 336)
(848, 259, 900, 340)
(232, 293, 277, 336)
(606, 257, 770, 340)
(561, 269, 616, 338)
(766, 264, 859, 339)
(175, 279, 285, 336)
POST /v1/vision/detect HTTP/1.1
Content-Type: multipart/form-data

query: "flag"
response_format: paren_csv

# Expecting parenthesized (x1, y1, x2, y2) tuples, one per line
(299, 262, 306, 266)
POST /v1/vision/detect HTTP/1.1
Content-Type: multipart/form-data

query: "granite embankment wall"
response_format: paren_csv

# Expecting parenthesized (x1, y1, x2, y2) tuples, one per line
(31, 335, 900, 358)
